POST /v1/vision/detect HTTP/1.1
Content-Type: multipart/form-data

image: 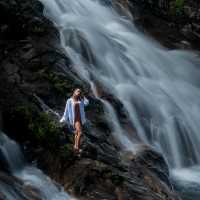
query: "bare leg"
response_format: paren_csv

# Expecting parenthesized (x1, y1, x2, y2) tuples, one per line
(73, 131, 78, 150)
(77, 130, 82, 150)
(74, 121, 82, 151)
(73, 124, 78, 151)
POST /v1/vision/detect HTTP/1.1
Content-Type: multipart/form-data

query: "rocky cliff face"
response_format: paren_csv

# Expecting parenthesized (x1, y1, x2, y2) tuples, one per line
(0, 0, 182, 199)
(128, 0, 200, 50)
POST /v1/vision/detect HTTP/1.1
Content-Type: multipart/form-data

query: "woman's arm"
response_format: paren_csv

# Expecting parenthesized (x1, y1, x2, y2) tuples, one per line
(60, 99, 69, 122)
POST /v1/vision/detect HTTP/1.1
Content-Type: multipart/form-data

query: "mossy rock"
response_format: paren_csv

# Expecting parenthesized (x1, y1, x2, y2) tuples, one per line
(13, 105, 63, 149)
(29, 112, 60, 141)
(40, 71, 87, 96)
(170, 0, 185, 16)
(59, 143, 74, 160)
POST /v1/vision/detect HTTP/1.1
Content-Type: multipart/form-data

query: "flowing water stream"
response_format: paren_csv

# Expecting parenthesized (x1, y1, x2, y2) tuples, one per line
(39, 0, 200, 199)
(0, 131, 75, 200)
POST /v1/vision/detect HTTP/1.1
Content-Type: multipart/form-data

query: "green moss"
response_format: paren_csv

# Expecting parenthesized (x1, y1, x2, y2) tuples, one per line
(170, 0, 185, 16)
(60, 144, 74, 159)
(36, 71, 65, 95)
(12, 104, 75, 161)
(29, 21, 49, 36)
(29, 112, 61, 147)
(15, 105, 61, 147)
(42, 72, 77, 96)
(33, 26, 45, 33)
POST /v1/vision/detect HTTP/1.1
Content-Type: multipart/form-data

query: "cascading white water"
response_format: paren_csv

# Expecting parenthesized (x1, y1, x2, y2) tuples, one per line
(0, 133, 25, 173)
(0, 131, 75, 200)
(40, 0, 200, 193)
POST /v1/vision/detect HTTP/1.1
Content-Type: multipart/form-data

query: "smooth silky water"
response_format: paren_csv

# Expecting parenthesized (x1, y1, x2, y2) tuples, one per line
(40, 0, 200, 199)
(0, 131, 75, 200)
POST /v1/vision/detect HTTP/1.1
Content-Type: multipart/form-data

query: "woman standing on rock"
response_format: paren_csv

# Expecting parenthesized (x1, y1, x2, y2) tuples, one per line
(60, 88, 89, 153)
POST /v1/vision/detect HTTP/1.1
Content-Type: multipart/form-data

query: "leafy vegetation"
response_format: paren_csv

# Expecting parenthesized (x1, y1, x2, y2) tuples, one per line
(170, 0, 185, 16)
(14, 104, 75, 160)
(15, 106, 62, 148)
(40, 71, 84, 96)
(28, 112, 60, 143)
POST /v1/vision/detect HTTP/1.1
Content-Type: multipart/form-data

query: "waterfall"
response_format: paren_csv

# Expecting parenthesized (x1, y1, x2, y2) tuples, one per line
(40, 0, 200, 184)
(0, 131, 75, 200)
(0, 133, 25, 173)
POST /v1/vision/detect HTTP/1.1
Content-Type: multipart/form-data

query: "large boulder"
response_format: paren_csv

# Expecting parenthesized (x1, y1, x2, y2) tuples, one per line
(37, 145, 180, 200)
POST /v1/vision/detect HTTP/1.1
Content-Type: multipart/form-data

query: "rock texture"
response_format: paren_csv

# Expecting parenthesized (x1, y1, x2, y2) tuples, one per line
(127, 0, 200, 50)
(37, 146, 178, 200)
(0, 0, 183, 199)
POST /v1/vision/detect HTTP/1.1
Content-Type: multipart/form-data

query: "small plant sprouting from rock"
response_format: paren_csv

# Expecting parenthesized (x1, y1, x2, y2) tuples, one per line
(170, 0, 185, 16)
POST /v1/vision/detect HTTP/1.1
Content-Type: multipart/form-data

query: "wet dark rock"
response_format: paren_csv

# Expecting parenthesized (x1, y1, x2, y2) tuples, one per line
(134, 147, 173, 189)
(37, 146, 180, 200)
(127, 0, 200, 50)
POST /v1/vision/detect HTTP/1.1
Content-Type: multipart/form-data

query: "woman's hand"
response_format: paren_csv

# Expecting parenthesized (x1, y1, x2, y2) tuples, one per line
(59, 116, 65, 123)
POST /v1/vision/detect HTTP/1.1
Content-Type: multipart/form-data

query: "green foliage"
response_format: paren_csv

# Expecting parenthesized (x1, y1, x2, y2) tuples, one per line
(37, 69, 90, 98)
(43, 72, 65, 94)
(60, 144, 74, 159)
(32, 26, 45, 34)
(29, 20, 48, 36)
(170, 0, 185, 16)
(42, 72, 74, 96)
(29, 112, 60, 143)
(15, 105, 75, 160)
(15, 105, 61, 149)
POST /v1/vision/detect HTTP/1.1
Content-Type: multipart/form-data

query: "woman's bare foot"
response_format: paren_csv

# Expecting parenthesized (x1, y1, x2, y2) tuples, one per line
(78, 149, 82, 153)
(76, 149, 82, 157)
(73, 145, 79, 152)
